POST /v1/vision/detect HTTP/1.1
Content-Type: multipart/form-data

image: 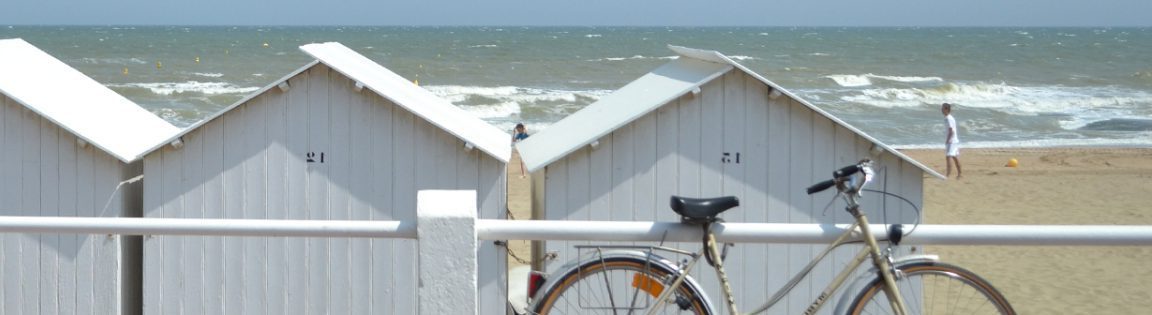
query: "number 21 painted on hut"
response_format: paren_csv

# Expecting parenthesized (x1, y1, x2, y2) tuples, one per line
(722, 152, 741, 164)
(306, 152, 326, 163)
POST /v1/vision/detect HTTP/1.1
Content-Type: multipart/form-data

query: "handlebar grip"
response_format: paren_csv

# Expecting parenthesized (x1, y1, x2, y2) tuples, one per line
(806, 179, 835, 195)
(833, 164, 861, 178)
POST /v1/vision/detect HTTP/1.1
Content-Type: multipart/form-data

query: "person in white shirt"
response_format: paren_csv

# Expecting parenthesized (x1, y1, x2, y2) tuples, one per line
(942, 103, 962, 179)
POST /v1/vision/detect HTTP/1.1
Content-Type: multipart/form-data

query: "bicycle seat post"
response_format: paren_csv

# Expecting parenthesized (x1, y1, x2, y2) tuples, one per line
(704, 223, 740, 315)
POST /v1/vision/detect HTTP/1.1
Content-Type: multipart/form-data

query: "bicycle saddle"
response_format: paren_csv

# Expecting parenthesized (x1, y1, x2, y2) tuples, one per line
(670, 196, 740, 224)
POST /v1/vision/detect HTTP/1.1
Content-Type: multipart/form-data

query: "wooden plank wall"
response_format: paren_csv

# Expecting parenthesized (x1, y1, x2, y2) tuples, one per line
(540, 70, 924, 314)
(0, 95, 126, 314)
(142, 64, 508, 315)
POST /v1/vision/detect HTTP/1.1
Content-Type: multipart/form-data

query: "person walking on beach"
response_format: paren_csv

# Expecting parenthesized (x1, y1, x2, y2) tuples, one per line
(942, 103, 962, 179)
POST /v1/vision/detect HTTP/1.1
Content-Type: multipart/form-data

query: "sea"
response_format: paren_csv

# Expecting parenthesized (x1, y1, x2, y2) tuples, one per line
(3, 26, 1150, 148)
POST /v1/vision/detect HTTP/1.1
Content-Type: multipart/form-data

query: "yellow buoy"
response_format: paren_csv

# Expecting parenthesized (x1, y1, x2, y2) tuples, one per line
(262, 42, 269, 48)
(1005, 158, 1019, 167)
(122, 67, 128, 75)
(156, 61, 162, 69)
(195, 56, 200, 64)
(414, 79, 419, 86)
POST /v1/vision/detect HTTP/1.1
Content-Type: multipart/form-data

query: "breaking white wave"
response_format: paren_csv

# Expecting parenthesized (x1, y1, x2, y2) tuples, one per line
(825, 74, 944, 87)
(192, 72, 224, 78)
(108, 81, 260, 95)
(842, 82, 1152, 115)
(588, 55, 677, 62)
(459, 102, 521, 119)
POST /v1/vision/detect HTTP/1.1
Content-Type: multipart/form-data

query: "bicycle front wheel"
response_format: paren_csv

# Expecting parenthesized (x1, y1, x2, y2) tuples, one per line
(847, 261, 1015, 315)
(531, 256, 711, 314)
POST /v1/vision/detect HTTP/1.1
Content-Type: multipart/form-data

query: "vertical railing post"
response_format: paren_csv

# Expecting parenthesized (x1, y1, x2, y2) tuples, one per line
(417, 190, 478, 314)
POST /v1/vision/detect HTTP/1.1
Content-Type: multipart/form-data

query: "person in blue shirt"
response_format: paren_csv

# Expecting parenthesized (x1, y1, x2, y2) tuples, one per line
(512, 123, 530, 143)
(512, 123, 530, 177)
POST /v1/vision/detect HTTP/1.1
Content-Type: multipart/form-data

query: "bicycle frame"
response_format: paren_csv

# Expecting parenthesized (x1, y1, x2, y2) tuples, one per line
(640, 206, 910, 315)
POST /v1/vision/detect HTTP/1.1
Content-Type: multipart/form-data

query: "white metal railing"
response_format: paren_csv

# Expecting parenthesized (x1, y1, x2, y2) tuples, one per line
(0, 216, 415, 238)
(2, 216, 1151, 246)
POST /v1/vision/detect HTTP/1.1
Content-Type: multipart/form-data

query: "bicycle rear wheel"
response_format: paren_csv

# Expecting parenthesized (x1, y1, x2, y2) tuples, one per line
(846, 261, 1015, 315)
(531, 256, 711, 314)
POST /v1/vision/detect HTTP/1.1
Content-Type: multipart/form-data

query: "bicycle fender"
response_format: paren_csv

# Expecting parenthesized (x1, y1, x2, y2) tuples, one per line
(529, 249, 718, 314)
(831, 254, 940, 314)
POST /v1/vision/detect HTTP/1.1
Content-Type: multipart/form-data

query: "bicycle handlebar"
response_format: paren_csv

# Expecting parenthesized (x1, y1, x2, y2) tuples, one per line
(833, 164, 862, 178)
(806, 180, 836, 195)
(806, 159, 873, 195)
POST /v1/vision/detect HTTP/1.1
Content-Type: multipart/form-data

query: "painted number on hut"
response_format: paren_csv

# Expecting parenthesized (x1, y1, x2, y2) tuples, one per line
(722, 152, 741, 164)
(306, 152, 326, 163)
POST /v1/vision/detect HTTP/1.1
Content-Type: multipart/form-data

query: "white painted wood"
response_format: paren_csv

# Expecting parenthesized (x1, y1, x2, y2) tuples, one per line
(183, 128, 206, 315)
(300, 42, 510, 164)
(93, 153, 122, 314)
(390, 105, 417, 315)
(368, 91, 394, 314)
(283, 71, 309, 315)
(221, 102, 245, 315)
(57, 119, 78, 315)
(326, 72, 351, 315)
(242, 90, 268, 315)
(1, 97, 22, 314)
(532, 64, 931, 314)
(810, 103, 838, 309)
(765, 87, 792, 310)
(740, 73, 769, 308)
(21, 108, 42, 313)
(75, 129, 96, 314)
(141, 154, 163, 315)
(39, 110, 61, 315)
(201, 113, 226, 315)
(264, 81, 289, 315)
(306, 64, 332, 315)
(160, 129, 185, 314)
(347, 74, 371, 315)
(0, 39, 179, 163)
(517, 58, 732, 172)
(131, 52, 503, 315)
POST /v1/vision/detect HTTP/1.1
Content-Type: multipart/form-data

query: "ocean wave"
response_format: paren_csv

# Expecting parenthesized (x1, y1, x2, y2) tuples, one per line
(841, 82, 1152, 111)
(108, 81, 260, 95)
(588, 55, 677, 62)
(469, 44, 498, 48)
(825, 73, 944, 87)
(459, 102, 520, 119)
(79, 57, 148, 65)
(424, 85, 610, 121)
(193, 72, 224, 78)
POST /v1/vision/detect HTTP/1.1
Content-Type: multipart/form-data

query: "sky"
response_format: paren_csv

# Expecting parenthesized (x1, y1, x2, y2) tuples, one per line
(1, 0, 1150, 27)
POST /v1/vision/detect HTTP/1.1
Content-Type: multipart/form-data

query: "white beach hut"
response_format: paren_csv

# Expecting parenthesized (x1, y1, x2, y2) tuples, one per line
(0, 38, 181, 314)
(516, 45, 944, 314)
(137, 42, 512, 314)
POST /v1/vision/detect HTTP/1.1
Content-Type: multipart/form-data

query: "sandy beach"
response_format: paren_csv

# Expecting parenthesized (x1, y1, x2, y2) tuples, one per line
(507, 147, 1152, 314)
(903, 147, 1152, 314)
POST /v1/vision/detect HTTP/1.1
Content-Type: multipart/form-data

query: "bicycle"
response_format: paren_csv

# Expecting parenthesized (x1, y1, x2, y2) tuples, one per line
(527, 159, 1014, 314)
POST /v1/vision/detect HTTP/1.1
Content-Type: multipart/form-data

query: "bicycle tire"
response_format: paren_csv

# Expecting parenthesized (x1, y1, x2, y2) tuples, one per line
(531, 256, 712, 314)
(846, 261, 1015, 315)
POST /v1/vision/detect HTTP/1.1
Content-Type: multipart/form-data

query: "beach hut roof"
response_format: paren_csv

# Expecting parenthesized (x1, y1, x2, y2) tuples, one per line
(0, 38, 181, 163)
(146, 42, 511, 163)
(517, 45, 944, 179)
(301, 42, 511, 163)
